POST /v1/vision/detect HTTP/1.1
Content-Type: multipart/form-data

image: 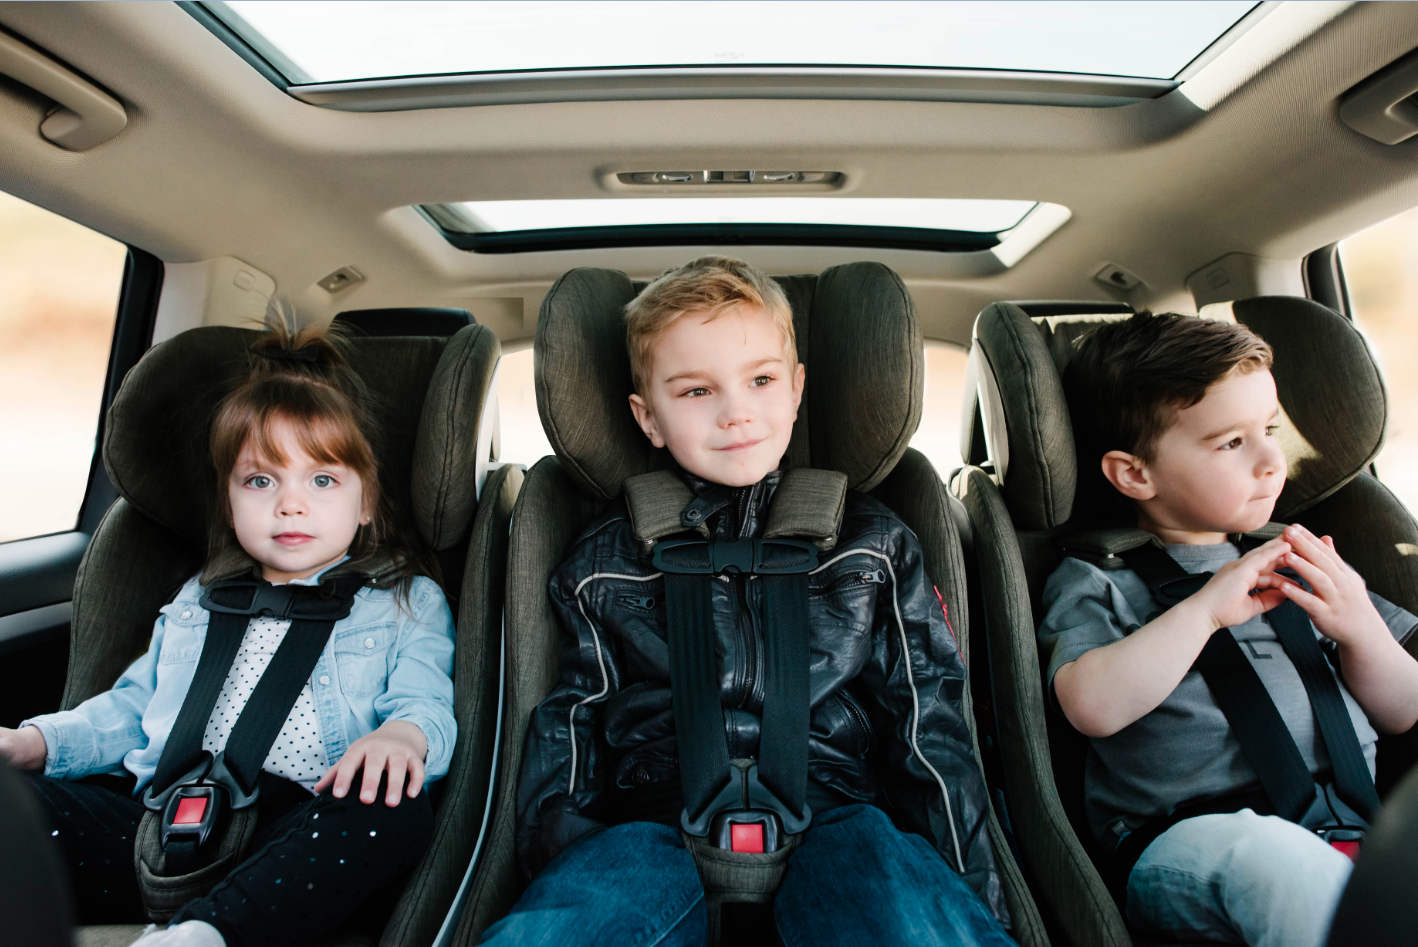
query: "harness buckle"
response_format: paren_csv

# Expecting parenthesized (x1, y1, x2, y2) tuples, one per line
(159, 784, 223, 851)
(711, 809, 782, 853)
(653, 538, 819, 576)
(1318, 827, 1364, 862)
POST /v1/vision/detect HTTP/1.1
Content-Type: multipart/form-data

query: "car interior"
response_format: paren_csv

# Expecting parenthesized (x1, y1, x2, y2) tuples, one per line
(4, 2, 1418, 945)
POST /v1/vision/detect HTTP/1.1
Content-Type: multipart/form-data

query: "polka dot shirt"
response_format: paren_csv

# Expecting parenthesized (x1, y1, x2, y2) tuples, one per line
(202, 615, 327, 792)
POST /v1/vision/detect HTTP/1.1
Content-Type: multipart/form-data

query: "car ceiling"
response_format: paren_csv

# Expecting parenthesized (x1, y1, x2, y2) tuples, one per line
(1, 1, 1418, 349)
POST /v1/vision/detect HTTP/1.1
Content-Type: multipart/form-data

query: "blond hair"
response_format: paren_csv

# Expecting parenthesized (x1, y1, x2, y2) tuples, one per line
(624, 256, 795, 394)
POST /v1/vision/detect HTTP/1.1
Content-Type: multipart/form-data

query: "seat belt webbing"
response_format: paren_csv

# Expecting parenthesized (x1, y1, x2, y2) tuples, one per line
(756, 573, 810, 816)
(666, 572, 733, 822)
(1125, 542, 1377, 822)
(150, 609, 249, 796)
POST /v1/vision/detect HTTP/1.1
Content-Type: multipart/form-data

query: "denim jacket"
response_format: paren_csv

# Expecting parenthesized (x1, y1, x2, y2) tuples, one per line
(24, 571, 456, 793)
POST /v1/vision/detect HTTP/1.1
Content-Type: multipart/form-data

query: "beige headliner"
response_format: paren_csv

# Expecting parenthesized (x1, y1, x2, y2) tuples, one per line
(2, 1, 1418, 347)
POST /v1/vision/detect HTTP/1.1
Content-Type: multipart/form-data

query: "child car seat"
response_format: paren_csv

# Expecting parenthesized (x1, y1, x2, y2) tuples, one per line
(953, 296, 1418, 947)
(446, 263, 1049, 947)
(67, 312, 516, 947)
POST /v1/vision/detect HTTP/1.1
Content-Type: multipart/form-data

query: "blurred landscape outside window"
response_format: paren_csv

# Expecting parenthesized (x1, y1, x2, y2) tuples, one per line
(0, 190, 126, 543)
(494, 340, 969, 477)
(1341, 209, 1418, 515)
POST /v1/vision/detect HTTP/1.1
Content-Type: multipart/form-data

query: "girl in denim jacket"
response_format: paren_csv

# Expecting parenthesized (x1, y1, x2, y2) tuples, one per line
(0, 322, 456, 947)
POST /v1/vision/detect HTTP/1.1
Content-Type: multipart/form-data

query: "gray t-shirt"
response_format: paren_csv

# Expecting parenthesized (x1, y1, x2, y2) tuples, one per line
(1039, 543, 1417, 846)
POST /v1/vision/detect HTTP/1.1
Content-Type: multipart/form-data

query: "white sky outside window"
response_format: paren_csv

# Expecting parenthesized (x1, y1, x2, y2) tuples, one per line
(224, 1, 1256, 84)
(458, 198, 1037, 233)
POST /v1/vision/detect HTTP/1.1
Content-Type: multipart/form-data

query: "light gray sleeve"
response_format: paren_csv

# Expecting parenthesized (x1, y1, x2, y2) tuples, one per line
(1038, 558, 1135, 708)
(1368, 590, 1418, 646)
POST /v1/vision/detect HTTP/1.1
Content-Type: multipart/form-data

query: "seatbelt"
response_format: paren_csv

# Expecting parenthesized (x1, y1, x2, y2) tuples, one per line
(140, 574, 364, 872)
(655, 538, 816, 841)
(1125, 542, 1379, 823)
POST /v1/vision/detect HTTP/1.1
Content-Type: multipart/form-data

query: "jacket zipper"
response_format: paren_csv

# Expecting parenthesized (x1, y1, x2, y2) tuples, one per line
(839, 691, 874, 756)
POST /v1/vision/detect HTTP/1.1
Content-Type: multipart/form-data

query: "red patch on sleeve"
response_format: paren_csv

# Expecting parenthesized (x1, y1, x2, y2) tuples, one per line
(933, 585, 961, 663)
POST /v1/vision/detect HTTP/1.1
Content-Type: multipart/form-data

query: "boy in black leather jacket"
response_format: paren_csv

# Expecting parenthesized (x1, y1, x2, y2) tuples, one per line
(482, 257, 1012, 947)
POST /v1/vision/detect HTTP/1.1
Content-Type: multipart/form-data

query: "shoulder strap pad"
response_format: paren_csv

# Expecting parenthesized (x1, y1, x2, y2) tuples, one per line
(1055, 527, 1161, 571)
(625, 470, 703, 550)
(765, 468, 848, 552)
(1240, 522, 1286, 542)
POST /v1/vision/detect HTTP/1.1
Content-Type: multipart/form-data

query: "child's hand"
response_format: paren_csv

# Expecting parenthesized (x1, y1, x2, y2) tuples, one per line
(314, 719, 427, 806)
(0, 725, 47, 771)
(1187, 536, 1294, 631)
(1275, 524, 1391, 647)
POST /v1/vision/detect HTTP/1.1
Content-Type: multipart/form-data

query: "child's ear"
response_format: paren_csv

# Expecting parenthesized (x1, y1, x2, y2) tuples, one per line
(628, 393, 667, 448)
(790, 362, 805, 414)
(1100, 450, 1157, 501)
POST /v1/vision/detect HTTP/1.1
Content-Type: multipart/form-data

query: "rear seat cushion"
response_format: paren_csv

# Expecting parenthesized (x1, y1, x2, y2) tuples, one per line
(535, 262, 921, 501)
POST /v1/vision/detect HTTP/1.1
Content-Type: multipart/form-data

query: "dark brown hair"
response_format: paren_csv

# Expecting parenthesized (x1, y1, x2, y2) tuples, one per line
(1063, 312, 1274, 517)
(203, 318, 437, 591)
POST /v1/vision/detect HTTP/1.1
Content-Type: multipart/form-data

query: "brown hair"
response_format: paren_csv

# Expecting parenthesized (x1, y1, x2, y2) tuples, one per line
(624, 255, 795, 395)
(1063, 311, 1274, 518)
(203, 317, 436, 591)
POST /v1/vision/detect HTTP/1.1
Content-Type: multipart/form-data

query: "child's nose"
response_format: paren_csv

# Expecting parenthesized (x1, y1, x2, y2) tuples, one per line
(275, 485, 308, 514)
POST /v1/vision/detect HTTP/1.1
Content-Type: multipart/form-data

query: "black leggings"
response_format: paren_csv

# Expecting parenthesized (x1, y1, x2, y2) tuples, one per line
(25, 770, 432, 947)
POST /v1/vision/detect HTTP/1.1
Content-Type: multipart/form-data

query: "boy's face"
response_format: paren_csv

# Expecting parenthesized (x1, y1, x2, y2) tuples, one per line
(1105, 367, 1287, 539)
(227, 417, 371, 583)
(628, 304, 805, 487)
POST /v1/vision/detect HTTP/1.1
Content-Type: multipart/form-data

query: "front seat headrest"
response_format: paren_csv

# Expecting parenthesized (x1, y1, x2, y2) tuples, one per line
(969, 296, 1387, 530)
(534, 263, 922, 501)
(335, 308, 473, 337)
(104, 322, 500, 552)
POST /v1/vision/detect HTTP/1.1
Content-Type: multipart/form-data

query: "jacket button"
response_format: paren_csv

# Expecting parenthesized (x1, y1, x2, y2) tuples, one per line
(364, 637, 375, 649)
(319, 675, 331, 686)
(633, 765, 651, 787)
(180, 611, 192, 620)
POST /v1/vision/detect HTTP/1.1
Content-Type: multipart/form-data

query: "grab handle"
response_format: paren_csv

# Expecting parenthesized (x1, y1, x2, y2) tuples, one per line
(0, 29, 126, 151)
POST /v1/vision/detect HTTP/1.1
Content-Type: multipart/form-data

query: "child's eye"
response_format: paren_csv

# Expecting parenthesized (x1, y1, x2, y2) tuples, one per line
(247, 475, 273, 489)
(1220, 437, 1243, 450)
(312, 474, 335, 488)
(751, 375, 773, 388)
(1265, 424, 1279, 436)
(682, 387, 710, 398)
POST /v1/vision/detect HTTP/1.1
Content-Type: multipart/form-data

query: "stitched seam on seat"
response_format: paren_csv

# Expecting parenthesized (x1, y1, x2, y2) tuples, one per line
(999, 307, 1055, 525)
(860, 264, 919, 489)
(434, 329, 476, 542)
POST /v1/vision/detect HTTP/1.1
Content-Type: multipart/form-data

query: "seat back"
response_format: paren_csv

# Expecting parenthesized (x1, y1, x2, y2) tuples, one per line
(956, 296, 1418, 946)
(71, 318, 507, 947)
(450, 264, 1048, 946)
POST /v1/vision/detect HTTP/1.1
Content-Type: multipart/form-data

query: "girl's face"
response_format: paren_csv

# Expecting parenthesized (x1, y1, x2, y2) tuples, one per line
(228, 416, 370, 584)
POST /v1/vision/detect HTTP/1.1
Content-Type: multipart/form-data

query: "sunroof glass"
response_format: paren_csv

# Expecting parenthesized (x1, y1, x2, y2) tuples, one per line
(218, 0, 1258, 85)
(446, 198, 1039, 234)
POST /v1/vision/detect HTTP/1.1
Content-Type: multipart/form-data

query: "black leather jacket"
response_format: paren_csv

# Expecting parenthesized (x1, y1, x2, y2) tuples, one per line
(516, 470, 1006, 923)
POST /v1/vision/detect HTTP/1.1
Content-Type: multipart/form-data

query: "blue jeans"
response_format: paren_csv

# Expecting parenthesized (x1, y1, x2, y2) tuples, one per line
(481, 804, 1014, 947)
(1127, 808, 1353, 947)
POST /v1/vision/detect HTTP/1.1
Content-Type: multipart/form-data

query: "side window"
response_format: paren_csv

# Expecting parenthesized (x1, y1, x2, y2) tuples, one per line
(1338, 209, 1418, 513)
(0, 190, 127, 543)
(495, 341, 972, 476)
(494, 347, 554, 467)
(911, 341, 970, 478)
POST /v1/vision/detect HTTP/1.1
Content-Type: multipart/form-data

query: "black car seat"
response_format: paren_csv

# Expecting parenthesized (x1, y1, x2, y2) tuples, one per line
(446, 263, 1049, 947)
(952, 296, 1418, 947)
(65, 312, 516, 947)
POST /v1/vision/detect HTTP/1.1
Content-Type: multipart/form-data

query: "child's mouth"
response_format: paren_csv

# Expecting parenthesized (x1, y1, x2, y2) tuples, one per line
(717, 437, 764, 452)
(274, 532, 314, 546)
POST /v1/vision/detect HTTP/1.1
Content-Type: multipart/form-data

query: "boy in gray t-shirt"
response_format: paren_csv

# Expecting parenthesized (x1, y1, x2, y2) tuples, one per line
(1037, 313, 1418, 947)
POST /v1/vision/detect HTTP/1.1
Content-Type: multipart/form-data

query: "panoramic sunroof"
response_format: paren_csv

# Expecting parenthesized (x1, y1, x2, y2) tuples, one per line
(215, 0, 1257, 85)
(450, 198, 1037, 234)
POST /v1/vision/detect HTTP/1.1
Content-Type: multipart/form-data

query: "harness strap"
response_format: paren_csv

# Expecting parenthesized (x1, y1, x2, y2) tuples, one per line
(756, 572, 810, 814)
(665, 572, 733, 823)
(1125, 542, 1378, 823)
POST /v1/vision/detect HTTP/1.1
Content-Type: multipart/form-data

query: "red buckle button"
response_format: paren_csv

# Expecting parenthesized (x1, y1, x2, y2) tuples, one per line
(1331, 840, 1360, 862)
(173, 797, 208, 825)
(730, 823, 764, 853)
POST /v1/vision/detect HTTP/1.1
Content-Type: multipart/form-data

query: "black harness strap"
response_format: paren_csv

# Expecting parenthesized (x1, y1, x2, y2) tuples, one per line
(665, 571, 733, 823)
(1125, 542, 1377, 823)
(147, 575, 364, 805)
(756, 572, 810, 815)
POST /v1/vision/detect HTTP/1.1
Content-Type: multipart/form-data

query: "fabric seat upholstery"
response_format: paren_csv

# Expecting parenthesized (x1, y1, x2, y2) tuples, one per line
(953, 296, 1418, 947)
(449, 263, 1048, 947)
(68, 318, 511, 947)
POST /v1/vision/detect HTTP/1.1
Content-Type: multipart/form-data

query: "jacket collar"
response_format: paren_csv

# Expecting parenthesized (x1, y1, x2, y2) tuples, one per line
(677, 468, 783, 541)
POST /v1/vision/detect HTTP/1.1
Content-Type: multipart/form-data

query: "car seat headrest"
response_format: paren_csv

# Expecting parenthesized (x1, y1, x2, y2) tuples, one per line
(335, 308, 473, 337)
(535, 262, 922, 501)
(969, 296, 1386, 530)
(103, 322, 501, 553)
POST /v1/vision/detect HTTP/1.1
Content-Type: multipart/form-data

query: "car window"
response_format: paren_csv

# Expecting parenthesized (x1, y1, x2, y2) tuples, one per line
(494, 347, 554, 468)
(911, 341, 969, 479)
(0, 190, 127, 543)
(494, 340, 969, 478)
(1338, 209, 1418, 514)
